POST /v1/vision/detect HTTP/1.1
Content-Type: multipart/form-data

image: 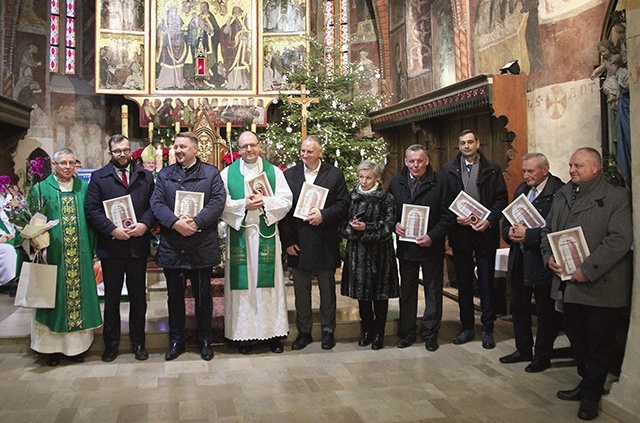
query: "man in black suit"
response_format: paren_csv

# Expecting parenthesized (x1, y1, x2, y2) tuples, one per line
(85, 134, 156, 362)
(442, 129, 508, 349)
(280, 135, 349, 350)
(499, 153, 564, 372)
(388, 145, 454, 352)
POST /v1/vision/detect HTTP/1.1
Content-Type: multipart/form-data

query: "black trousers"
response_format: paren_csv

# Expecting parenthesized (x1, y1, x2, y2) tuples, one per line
(164, 267, 213, 344)
(563, 303, 622, 401)
(398, 259, 443, 340)
(358, 300, 389, 336)
(291, 268, 336, 334)
(510, 272, 561, 359)
(102, 258, 148, 349)
(452, 247, 496, 333)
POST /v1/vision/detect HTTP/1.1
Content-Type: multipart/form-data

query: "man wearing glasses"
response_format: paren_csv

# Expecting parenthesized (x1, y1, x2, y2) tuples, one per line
(85, 134, 156, 362)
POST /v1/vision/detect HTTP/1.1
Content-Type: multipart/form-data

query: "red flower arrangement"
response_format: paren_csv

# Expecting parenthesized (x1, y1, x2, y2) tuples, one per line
(222, 152, 241, 164)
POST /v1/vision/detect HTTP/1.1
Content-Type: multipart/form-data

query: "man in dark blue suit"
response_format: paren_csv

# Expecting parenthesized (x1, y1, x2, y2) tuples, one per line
(85, 134, 155, 362)
(280, 135, 349, 350)
(499, 153, 564, 372)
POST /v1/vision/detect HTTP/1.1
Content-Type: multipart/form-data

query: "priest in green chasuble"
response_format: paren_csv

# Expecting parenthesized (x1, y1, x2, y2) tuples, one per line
(220, 131, 292, 354)
(23, 148, 102, 366)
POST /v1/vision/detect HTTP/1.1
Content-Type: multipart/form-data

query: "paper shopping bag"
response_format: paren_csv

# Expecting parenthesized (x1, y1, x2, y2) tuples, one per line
(14, 261, 57, 309)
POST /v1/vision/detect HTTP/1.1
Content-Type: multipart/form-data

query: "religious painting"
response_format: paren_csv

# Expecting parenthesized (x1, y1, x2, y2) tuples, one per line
(502, 194, 545, 228)
(399, 204, 430, 243)
(430, 0, 456, 89)
(261, 35, 306, 93)
(99, 0, 146, 31)
(449, 190, 490, 223)
(293, 182, 329, 220)
(349, 0, 375, 42)
(245, 172, 274, 196)
(263, 0, 306, 33)
(390, 1, 405, 30)
(174, 190, 205, 219)
(547, 227, 590, 281)
(12, 40, 46, 108)
(152, 0, 256, 93)
(406, 0, 432, 78)
(103, 195, 137, 228)
(96, 33, 147, 93)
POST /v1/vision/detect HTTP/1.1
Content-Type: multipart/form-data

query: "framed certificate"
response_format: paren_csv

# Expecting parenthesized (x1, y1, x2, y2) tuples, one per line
(245, 172, 273, 196)
(174, 191, 204, 219)
(399, 204, 430, 243)
(103, 195, 137, 228)
(293, 182, 329, 220)
(449, 191, 491, 224)
(547, 226, 590, 281)
(502, 193, 546, 228)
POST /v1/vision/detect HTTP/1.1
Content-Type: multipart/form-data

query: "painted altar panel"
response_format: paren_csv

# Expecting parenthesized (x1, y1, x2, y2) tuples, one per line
(96, 0, 149, 94)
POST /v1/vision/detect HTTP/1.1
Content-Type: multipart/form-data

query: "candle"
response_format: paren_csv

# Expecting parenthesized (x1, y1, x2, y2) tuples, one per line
(155, 144, 163, 171)
(120, 105, 128, 138)
(168, 146, 176, 165)
(226, 122, 232, 139)
(148, 122, 154, 141)
(251, 123, 256, 133)
(175, 121, 180, 133)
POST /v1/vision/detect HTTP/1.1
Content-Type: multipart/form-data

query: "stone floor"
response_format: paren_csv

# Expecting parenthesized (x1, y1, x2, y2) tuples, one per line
(0, 281, 623, 422)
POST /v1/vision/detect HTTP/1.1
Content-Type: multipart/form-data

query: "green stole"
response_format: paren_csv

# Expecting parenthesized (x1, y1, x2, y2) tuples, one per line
(227, 159, 277, 290)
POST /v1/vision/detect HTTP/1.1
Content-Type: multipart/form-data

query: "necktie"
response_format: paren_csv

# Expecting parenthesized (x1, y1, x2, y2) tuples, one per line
(120, 169, 128, 188)
(410, 177, 419, 197)
(528, 187, 537, 202)
(571, 185, 579, 205)
(466, 164, 473, 173)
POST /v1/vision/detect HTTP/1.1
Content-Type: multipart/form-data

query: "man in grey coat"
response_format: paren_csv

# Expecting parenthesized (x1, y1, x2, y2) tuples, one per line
(541, 147, 632, 421)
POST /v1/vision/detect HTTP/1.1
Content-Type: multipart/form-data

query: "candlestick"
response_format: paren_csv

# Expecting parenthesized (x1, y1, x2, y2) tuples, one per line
(251, 123, 256, 133)
(120, 105, 128, 138)
(148, 122, 154, 141)
(226, 122, 232, 140)
(155, 144, 163, 171)
(175, 121, 180, 134)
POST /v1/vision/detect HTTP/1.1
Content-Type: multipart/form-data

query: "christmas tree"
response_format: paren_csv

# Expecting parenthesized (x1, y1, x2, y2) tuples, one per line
(262, 39, 388, 188)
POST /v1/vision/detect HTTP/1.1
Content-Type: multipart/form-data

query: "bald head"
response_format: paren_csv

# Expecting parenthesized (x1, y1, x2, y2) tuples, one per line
(569, 147, 601, 184)
(238, 131, 261, 164)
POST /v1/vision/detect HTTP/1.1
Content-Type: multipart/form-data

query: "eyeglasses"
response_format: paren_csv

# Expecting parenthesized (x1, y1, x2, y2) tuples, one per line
(239, 142, 259, 150)
(110, 148, 132, 156)
(54, 161, 76, 167)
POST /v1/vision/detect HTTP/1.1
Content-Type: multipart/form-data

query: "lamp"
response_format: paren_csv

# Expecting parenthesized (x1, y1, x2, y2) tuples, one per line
(500, 60, 520, 75)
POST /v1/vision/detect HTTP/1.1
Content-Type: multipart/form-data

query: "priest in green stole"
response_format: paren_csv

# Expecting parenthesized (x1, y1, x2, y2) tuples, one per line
(220, 132, 292, 354)
(21, 148, 102, 366)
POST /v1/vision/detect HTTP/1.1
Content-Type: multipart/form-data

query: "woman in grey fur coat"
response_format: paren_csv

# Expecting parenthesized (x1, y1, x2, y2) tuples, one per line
(340, 160, 399, 350)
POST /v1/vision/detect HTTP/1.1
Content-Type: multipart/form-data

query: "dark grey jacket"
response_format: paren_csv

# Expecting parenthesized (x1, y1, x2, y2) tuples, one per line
(541, 173, 632, 307)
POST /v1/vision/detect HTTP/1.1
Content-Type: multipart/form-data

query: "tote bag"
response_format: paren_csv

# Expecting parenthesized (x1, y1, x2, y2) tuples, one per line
(14, 252, 57, 309)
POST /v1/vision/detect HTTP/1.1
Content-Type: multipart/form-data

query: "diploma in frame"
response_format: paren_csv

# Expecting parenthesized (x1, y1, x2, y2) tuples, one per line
(103, 195, 137, 228)
(293, 182, 329, 220)
(174, 191, 204, 219)
(245, 172, 273, 197)
(399, 204, 430, 243)
(449, 190, 490, 223)
(502, 193, 546, 228)
(547, 226, 590, 281)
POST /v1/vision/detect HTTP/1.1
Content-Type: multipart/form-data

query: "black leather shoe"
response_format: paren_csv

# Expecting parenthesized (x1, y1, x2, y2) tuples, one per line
(557, 386, 581, 401)
(481, 332, 496, 349)
(199, 340, 214, 361)
(453, 329, 475, 345)
(499, 350, 533, 364)
(425, 338, 439, 352)
(268, 339, 284, 353)
(45, 353, 60, 367)
(238, 344, 253, 355)
(371, 334, 384, 350)
(165, 342, 185, 361)
(321, 332, 335, 350)
(291, 333, 312, 351)
(67, 353, 85, 363)
(101, 348, 118, 362)
(358, 332, 373, 347)
(396, 335, 416, 349)
(133, 345, 149, 361)
(578, 399, 599, 420)
(525, 357, 551, 373)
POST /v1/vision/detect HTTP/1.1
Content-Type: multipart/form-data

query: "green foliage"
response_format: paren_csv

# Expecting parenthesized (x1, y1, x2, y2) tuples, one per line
(262, 38, 388, 188)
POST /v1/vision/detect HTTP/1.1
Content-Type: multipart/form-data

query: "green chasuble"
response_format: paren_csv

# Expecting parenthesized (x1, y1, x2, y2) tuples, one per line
(227, 159, 277, 290)
(28, 175, 102, 333)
